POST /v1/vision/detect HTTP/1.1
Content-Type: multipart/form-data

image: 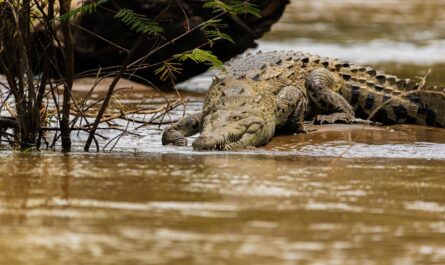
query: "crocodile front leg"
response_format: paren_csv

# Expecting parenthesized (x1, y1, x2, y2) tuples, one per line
(275, 86, 309, 133)
(306, 68, 355, 124)
(162, 112, 202, 146)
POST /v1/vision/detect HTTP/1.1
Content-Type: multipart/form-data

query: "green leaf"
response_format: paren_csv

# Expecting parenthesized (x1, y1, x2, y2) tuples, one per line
(205, 30, 235, 44)
(200, 18, 234, 46)
(154, 62, 183, 82)
(203, 0, 261, 17)
(115, 9, 163, 36)
(200, 19, 227, 30)
(59, 0, 110, 22)
(174, 49, 223, 69)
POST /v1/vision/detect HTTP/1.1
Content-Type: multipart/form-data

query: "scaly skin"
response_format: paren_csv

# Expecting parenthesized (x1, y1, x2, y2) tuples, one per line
(162, 51, 445, 150)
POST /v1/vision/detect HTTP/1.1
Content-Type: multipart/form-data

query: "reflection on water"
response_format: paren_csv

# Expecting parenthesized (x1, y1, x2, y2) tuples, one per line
(266, 0, 445, 44)
(2, 0, 445, 264)
(1, 154, 445, 264)
(265, 124, 445, 159)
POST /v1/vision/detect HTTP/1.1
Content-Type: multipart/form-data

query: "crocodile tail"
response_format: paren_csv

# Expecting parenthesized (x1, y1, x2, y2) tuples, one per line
(403, 90, 445, 128)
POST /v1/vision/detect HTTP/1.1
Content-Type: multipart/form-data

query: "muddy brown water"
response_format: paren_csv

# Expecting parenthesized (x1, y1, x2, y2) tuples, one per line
(2, 0, 445, 264)
(1, 153, 445, 265)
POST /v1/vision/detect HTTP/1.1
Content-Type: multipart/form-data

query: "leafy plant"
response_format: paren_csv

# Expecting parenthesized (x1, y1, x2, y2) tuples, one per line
(115, 8, 163, 36)
(174, 49, 223, 68)
(154, 62, 183, 82)
(200, 19, 234, 45)
(203, 0, 261, 17)
(60, 0, 110, 21)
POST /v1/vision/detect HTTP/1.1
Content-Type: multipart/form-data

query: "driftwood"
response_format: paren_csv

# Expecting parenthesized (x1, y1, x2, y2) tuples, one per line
(71, 0, 290, 89)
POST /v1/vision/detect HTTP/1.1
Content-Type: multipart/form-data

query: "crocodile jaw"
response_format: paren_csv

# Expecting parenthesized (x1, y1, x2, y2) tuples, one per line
(192, 133, 244, 151)
(192, 115, 273, 151)
(192, 130, 267, 150)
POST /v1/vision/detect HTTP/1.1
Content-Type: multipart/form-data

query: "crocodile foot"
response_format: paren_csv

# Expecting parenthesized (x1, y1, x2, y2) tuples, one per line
(161, 129, 188, 146)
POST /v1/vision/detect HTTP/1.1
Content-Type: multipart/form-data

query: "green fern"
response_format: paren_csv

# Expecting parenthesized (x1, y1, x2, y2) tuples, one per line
(200, 18, 234, 45)
(60, 0, 110, 21)
(115, 9, 163, 36)
(174, 49, 223, 68)
(203, 0, 261, 17)
(206, 30, 234, 45)
(154, 62, 183, 82)
(200, 18, 228, 30)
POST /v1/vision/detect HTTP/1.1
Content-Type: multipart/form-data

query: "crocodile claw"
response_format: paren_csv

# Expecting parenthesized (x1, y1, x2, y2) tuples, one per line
(172, 137, 188, 146)
(161, 129, 188, 146)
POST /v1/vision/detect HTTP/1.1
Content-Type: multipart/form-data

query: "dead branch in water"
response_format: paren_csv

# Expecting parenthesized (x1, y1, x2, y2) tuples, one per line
(58, 0, 75, 152)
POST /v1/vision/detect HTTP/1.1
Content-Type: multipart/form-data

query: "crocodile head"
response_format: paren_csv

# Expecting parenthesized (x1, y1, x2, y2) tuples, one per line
(192, 96, 275, 150)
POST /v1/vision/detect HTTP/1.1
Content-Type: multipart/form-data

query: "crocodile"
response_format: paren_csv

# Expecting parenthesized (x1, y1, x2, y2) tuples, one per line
(163, 51, 445, 150)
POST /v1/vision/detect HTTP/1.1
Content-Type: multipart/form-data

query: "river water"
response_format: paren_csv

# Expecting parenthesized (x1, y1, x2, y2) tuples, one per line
(1, 1, 445, 264)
